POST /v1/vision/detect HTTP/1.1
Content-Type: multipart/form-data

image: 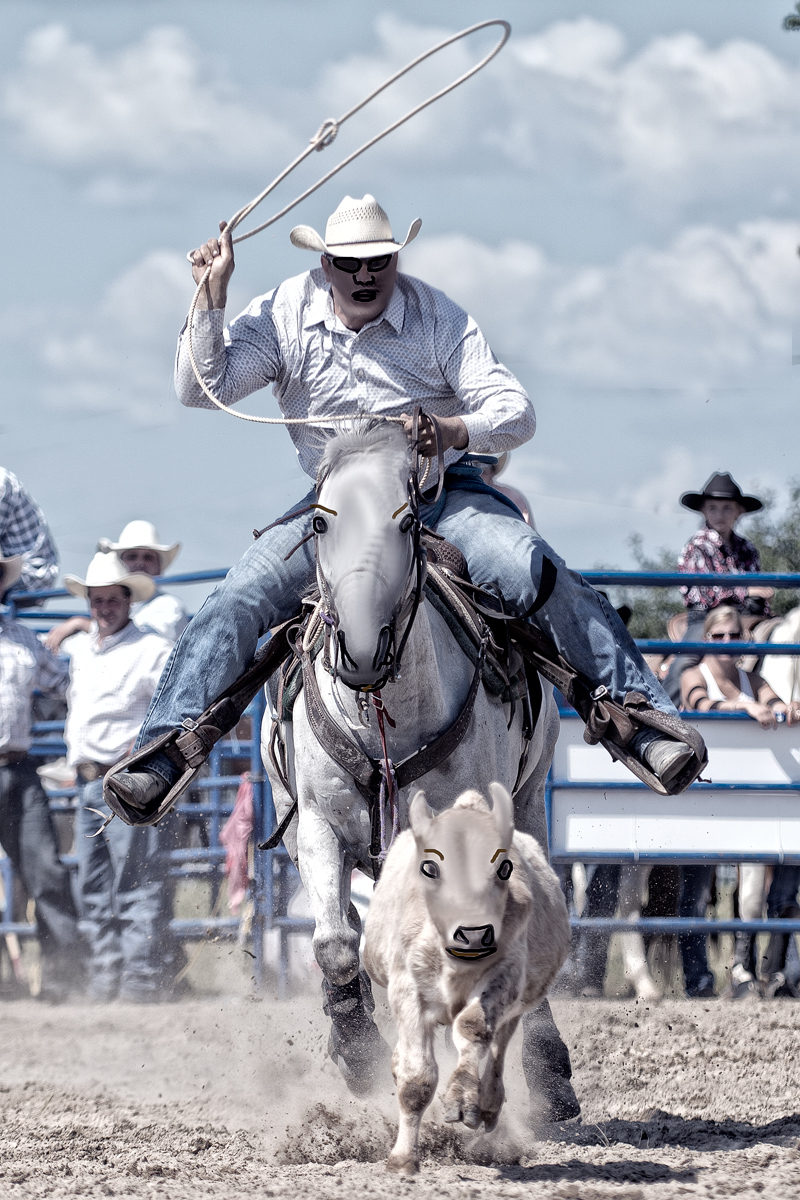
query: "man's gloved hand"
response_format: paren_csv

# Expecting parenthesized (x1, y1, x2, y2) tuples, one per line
(400, 412, 468, 457)
(190, 220, 235, 310)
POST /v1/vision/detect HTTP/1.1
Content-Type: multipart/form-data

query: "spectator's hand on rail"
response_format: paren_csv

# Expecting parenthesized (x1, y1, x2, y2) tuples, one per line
(43, 615, 91, 654)
(401, 412, 468, 456)
(747, 585, 775, 600)
(190, 221, 234, 310)
(745, 700, 780, 729)
(772, 700, 800, 726)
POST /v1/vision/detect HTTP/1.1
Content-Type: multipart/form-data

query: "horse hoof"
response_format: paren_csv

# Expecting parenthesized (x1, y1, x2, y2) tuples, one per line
(327, 1024, 390, 1097)
(462, 1104, 482, 1129)
(482, 1111, 500, 1132)
(387, 1155, 419, 1175)
(443, 1105, 462, 1124)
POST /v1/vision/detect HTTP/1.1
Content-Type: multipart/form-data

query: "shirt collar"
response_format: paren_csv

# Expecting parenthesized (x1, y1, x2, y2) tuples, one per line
(703, 523, 743, 550)
(90, 619, 138, 654)
(304, 275, 406, 335)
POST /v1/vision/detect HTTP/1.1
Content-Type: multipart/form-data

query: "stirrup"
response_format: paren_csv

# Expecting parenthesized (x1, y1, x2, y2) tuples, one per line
(103, 729, 200, 828)
(586, 688, 708, 796)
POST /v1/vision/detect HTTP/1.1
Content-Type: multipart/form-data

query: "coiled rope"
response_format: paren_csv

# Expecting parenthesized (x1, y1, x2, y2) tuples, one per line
(185, 18, 510, 426)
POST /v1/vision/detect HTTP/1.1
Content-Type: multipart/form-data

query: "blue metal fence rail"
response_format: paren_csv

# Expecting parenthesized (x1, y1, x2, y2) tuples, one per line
(3, 572, 315, 994)
(5, 564, 800, 975)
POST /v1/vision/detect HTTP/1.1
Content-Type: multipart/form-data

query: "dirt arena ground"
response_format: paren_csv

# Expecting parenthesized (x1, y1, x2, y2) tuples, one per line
(1, 977, 799, 1200)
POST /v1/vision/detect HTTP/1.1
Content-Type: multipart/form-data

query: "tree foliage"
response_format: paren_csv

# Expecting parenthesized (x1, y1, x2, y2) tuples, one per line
(784, 3, 800, 30)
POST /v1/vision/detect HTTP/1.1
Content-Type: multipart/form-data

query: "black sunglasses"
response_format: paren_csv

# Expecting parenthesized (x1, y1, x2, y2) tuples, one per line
(709, 630, 742, 640)
(325, 253, 394, 274)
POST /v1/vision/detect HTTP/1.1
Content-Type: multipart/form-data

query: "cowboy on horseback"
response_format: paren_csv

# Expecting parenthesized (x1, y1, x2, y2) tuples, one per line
(105, 192, 703, 819)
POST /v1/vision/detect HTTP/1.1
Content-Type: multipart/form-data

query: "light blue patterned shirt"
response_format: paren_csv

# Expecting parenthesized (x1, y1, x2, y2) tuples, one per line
(175, 270, 535, 481)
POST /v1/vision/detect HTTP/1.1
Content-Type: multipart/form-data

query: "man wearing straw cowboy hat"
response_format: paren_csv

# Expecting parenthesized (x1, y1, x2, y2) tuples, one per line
(46, 521, 187, 653)
(62, 551, 173, 1002)
(105, 193, 705, 1117)
(0, 552, 84, 1000)
(113, 193, 701, 809)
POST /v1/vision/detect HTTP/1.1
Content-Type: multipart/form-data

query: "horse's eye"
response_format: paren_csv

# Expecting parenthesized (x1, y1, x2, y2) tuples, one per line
(399, 513, 414, 534)
(312, 515, 328, 535)
(496, 859, 513, 881)
(420, 860, 440, 879)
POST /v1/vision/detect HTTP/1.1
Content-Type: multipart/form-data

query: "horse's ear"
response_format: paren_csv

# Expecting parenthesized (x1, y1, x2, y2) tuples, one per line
(409, 790, 434, 840)
(488, 782, 514, 847)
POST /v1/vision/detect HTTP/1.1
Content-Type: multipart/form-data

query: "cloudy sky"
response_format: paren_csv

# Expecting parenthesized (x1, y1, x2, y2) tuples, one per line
(4, 0, 800, 602)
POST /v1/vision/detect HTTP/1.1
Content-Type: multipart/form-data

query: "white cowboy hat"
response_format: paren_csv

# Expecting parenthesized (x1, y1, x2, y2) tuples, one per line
(64, 552, 156, 603)
(0, 554, 23, 595)
(290, 194, 421, 256)
(98, 520, 181, 571)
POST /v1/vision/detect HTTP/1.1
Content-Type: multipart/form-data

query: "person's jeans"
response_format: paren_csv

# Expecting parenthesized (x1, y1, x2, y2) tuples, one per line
(136, 484, 676, 781)
(0, 758, 82, 963)
(575, 865, 621, 992)
(766, 865, 800, 917)
(76, 779, 172, 1001)
(678, 864, 715, 991)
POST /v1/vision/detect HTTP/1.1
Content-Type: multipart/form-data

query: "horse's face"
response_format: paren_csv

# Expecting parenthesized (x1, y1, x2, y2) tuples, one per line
(316, 424, 416, 688)
(409, 784, 517, 964)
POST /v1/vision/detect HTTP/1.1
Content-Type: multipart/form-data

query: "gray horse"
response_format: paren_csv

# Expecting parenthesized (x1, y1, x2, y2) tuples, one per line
(262, 421, 578, 1121)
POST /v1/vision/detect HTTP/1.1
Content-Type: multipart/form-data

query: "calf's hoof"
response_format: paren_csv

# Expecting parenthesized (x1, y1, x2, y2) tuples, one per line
(386, 1153, 419, 1175)
(528, 1072, 581, 1124)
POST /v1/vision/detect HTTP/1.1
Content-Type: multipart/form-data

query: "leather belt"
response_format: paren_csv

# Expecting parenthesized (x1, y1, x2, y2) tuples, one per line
(0, 752, 27, 767)
(77, 760, 116, 783)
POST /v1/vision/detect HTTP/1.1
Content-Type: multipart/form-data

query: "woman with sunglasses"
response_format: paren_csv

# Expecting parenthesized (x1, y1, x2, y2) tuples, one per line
(681, 606, 800, 728)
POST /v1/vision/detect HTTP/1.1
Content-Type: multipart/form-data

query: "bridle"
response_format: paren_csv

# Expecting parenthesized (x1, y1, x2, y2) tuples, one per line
(313, 405, 444, 693)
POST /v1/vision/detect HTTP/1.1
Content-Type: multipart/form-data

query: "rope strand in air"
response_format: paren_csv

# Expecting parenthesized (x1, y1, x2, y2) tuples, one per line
(184, 19, 510, 426)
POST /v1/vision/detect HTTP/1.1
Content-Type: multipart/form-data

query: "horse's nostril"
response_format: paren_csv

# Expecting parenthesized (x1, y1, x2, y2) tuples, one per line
(453, 928, 470, 945)
(481, 925, 495, 946)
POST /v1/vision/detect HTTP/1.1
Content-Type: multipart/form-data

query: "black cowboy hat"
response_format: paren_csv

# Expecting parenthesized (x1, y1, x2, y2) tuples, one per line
(680, 471, 763, 514)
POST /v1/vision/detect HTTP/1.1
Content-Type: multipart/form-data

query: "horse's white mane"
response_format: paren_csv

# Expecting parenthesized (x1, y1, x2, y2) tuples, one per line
(317, 419, 409, 490)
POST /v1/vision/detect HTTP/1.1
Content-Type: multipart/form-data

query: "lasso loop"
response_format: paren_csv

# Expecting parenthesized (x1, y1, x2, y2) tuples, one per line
(185, 19, 510, 427)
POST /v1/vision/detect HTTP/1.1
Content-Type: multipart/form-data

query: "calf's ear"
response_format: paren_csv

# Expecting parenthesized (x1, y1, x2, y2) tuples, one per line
(488, 782, 514, 847)
(409, 790, 434, 841)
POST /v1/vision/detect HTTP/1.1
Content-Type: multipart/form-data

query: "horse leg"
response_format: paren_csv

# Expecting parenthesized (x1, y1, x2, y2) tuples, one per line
(618, 864, 660, 1001)
(513, 755, 581, 1124)
(522, 999, 580, 1123)
(297, 805, 389, 1094)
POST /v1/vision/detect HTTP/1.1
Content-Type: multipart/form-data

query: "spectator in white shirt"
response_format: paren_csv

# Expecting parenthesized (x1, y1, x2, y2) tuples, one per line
(62, 552, 173, 1002)
(46, 521, 187, 653)
(0, 553, 83, 998)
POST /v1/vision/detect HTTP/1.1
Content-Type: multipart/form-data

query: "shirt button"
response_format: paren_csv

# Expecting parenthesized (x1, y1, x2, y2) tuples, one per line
(355, 368, 365, 383)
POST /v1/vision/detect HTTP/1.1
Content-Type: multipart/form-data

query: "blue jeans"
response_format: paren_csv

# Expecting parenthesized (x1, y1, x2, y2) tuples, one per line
(137, 480, 676, 778)
(678, 865, 715, 991)
(76, 779, 174, 1001)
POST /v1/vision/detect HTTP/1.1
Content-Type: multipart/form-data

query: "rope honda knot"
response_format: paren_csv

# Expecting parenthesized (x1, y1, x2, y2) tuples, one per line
(311, 118, 339, 150)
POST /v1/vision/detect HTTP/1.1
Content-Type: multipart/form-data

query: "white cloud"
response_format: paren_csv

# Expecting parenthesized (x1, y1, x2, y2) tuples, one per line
(2, 24, 291, 170)
(7, 15, 800, 209)
(315, 15, 800, 200)
(37, 251, 191, 424)
(403, 219, 800, 389)
(509, 20, 800, 187)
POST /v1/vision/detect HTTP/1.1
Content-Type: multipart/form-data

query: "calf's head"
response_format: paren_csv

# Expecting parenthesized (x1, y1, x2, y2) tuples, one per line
(409, 784, 516, 963)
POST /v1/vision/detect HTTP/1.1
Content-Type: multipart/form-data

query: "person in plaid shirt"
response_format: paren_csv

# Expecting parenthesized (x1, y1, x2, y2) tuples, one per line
(663, 471, 769, 705)
(0, 469, 58, 599)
